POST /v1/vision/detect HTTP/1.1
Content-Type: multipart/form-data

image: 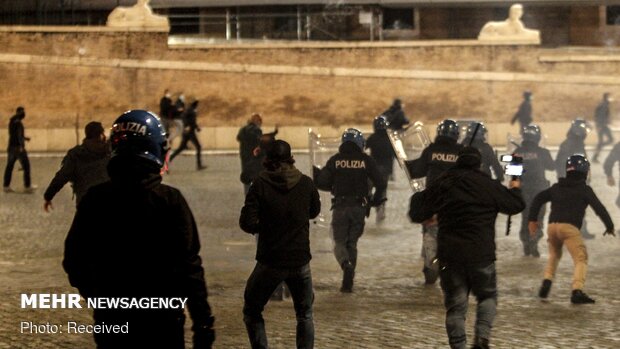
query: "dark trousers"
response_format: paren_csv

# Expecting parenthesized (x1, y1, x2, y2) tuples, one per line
(331, 205, 366, 269)
(170, 131, 202, 167)
(93, 309, 185, 349)
(3, 146, 30, 188)
(243, 263, 314, 349)
(439, 261, 497, 349)
(519, 187, 546, 252)
(594, 125, 614, 160)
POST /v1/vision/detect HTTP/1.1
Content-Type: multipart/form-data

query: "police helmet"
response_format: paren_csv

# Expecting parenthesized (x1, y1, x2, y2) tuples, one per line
(522, 124, 542, 144)
(566, 154, 590, 174)
(110, 110, 169, 168)
(373, 115, 389, 131)
(568, 118, 590, 139)
(342, 128, 365, 150)
(437, 119, 459, 140)
(466, 122, 487, 142)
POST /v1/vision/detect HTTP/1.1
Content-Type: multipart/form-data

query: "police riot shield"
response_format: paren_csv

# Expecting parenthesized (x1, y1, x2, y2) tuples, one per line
(308, 129, 341, 227)
(388, 121, 431, 192)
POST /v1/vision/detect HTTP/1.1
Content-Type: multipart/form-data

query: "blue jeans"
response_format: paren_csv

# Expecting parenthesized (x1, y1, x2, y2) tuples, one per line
(439, 261, 497, 349)
(243, 263, 314, 349)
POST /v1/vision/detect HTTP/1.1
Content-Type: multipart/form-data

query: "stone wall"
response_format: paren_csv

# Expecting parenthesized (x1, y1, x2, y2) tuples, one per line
(0, 27, 619, 150)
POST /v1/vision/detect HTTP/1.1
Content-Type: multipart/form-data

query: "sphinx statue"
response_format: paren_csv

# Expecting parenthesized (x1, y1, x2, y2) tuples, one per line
(107, 0, 170, 30)
(478, 4, 540, 44)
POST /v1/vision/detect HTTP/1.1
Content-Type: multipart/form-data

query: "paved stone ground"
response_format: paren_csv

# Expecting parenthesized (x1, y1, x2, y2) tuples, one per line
(1, 151, 620, 349)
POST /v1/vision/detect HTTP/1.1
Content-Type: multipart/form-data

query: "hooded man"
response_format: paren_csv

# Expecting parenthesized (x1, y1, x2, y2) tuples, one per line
(409, 146, 525, 349)
(43, 121, 111, 211)
(240, 139, 321, 349)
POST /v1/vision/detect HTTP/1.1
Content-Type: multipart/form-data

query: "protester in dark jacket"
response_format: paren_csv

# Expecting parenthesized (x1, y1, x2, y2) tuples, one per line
(63, 110, 214, 349)
(593, 93, 613, 163)
(382, 98, 410, 131)
(3, 106, 34, 192)
(240, 140, 320, 349)
(529, 154, 615, 304)
(169, 100, 205, 170)
(410, 146, 524, 349)
(511, 91, 533, 131)
(237, 113, 279, 194)
(603, 141, 620, 208)
(43, 122, 110, 211)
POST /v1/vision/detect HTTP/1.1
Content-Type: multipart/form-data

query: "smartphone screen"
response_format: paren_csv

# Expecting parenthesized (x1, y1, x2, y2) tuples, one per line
(505, 164, 523, 176)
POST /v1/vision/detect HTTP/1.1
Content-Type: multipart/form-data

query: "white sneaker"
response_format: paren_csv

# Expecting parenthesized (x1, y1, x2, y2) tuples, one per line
(23, 185, 38, 193)
(3, 186, 13, 193)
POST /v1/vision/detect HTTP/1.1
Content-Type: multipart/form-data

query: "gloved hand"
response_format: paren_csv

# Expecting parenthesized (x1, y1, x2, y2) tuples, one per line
(193, 316, 215, 349)
(603, 229, 616, 237)
(369, 196, 387, 207)
(312, 166, 321, 181)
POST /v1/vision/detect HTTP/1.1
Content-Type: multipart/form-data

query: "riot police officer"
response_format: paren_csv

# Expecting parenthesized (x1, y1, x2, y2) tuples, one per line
(63, 110, 215, 349)
(365, 115, 395, 222)
(462, 122, 504, 181)
(555, 118, 594, 239)
(405, 119, 463, 284)
(314, 128, 387, 293)
(513, 125, 555, 257)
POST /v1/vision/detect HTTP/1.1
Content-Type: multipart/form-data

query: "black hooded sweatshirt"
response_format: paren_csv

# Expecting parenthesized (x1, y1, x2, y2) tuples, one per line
(240, 163, 321, 268)
(409, 166, 525, 265)
(44, 139, 111, 204)
(529, 173, 614, 231)
(63, 155, 212, 325)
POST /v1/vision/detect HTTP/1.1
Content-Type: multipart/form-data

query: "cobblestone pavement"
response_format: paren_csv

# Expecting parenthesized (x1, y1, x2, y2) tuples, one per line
(1, 151, 619, 349)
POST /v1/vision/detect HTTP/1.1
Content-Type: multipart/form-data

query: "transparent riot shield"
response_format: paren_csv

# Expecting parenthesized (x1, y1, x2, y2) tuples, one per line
(308, 129, 341, 227)
(388, 121, 431, 192)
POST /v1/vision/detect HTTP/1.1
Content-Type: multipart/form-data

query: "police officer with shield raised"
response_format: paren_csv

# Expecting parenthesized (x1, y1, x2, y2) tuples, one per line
(314, 128, 387, 293)
(405, 119, 463, 284)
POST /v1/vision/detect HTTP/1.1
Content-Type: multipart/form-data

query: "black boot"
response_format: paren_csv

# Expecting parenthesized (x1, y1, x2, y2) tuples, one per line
(538, 279, 552, 299)
(423, 266, 438, 285)
(471, 336, 489, 349)
(522, 242, 530, 257)
(529, 241, 540, 258)
(571, 289, 595, 304)
(340, 261, 354, 293)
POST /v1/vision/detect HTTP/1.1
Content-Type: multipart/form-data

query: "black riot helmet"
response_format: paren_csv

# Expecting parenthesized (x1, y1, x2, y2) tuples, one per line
(522, 124, 542, 145)
(373, 115, 389, 131)
(566, 154, 590, 174)
(568, 118, 590, 140)
(465, 122, 487, 142)
(437, 119, 459, 140)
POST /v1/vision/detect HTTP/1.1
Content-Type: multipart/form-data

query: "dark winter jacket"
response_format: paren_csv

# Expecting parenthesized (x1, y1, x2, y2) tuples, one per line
(511, 99, 533, 127)
(240, 163, 321, 268)
(603, 142, 620, 179)
(44, 139, 111, 205)
(514, 141, 554, 189)
(315, 142, 387, 205)
(529, 175, 614, 231)
(384, 107, 410, 131)
(409, 167, 525, 265)
(366, 129, 395, 174)
(406, 136, 464, 185)
(555, 135, 587, 178)
(595, 99, 610, 127)
(8, 114, 25, 148)
(465, 138, 504, 181)
(63, 155, 212, 325)
(159, 96, 173, 119)
(237, 123, 262, 164)
(182, 107, 199, 133)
